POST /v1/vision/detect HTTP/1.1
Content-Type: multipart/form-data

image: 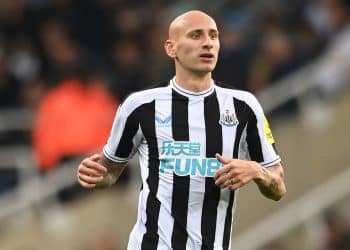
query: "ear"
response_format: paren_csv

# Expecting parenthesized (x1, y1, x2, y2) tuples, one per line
(164, 39, 176, 58)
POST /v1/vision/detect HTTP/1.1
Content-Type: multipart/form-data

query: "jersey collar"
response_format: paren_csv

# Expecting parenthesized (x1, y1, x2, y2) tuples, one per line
(170, 77, 215, 98)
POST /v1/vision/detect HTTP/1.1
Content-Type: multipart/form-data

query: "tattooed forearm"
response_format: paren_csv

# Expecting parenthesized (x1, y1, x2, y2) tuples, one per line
(257, 178, 280, 200)
(96, 155, 127, 188)
(255, 164, 286, 201)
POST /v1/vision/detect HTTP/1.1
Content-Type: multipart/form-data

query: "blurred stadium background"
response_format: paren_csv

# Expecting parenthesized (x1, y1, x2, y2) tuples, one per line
(0, 0, 350, 249)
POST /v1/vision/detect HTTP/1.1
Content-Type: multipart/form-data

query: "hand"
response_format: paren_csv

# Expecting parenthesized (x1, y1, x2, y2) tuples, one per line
(214, 153, 261, 190)
(77, 153, 107, 188)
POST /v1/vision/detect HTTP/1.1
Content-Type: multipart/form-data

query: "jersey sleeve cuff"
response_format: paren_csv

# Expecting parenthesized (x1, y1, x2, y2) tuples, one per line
(260, 156, 281, 168)
(103, 146, 129, 163)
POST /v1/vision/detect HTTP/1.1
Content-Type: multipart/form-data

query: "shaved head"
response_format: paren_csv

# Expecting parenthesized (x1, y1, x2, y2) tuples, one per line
(168, 10, 217, 40)
(164, 10, 220, 82)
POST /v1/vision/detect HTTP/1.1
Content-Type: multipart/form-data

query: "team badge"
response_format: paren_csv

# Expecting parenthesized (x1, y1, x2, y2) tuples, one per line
(219, 109, 238, 127)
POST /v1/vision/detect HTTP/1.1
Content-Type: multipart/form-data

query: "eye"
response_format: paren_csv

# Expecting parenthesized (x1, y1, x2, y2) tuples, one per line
(210, 32, 218, 40)
(190, 32, 201, 39)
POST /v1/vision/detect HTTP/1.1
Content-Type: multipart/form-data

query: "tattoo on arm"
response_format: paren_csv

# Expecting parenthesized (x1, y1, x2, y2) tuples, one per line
(256, 165, 286, 201)
(96, 155, 127, 189)
(268, 178, 278, 194)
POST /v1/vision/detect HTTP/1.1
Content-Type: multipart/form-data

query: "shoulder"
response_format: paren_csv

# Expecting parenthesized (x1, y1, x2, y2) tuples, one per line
(214, 82, 260, 108)
(120, 84, 170, 112)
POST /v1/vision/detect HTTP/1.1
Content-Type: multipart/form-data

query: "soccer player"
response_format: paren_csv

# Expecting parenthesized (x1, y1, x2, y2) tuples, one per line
(77, 10, 286, 250)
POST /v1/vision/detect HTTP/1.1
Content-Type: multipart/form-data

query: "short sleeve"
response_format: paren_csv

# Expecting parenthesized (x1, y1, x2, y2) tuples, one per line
(245, 93, 281, 167)
(103, 95, 143, 163)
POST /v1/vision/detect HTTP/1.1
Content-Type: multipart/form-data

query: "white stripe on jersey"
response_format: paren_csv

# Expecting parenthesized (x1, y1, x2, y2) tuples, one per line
(186, 94, 207, 249)
(214, 86, 236, 249)
(155, 87, 174, 249)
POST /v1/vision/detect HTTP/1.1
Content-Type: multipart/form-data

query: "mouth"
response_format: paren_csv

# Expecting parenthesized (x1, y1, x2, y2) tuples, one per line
(199, 53, 215, 59)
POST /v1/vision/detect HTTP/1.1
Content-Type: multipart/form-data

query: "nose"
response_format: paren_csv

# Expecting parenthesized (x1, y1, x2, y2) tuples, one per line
(202, 35, 214, 49)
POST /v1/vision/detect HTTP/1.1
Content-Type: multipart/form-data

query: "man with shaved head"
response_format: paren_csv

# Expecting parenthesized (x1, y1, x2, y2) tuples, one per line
(77, 10, 286, 250)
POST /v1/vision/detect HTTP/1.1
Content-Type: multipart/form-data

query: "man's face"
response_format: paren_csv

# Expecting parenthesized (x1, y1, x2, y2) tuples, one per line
(166, 14, 220, 75)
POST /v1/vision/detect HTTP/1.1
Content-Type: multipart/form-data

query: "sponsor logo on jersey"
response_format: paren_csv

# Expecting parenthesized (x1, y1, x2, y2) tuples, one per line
(159, 141, 222, 177)
(155, 115, 172, 127)
(219, 109, 238, 127)
(263, 116, 275, 145)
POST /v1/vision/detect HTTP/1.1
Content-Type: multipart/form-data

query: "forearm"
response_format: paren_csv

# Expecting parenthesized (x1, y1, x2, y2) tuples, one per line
(95, 155, 127, 189)
(254, 163, 286, 201)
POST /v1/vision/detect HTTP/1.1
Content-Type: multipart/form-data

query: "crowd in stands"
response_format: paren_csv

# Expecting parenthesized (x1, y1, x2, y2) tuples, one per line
(1, 0, 345, 108)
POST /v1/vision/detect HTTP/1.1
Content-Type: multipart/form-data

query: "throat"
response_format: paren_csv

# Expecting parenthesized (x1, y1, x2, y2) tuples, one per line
(174, 74, 213, 93)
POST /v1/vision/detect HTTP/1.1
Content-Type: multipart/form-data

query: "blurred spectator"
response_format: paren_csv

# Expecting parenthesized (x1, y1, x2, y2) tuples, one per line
(0, 42, 22, 107)
(113, 7, 148, 38)
(247, 29, 301, 116)
(322, 208, 350, 250)
(248, 30, 300, 93)
(213, 17, 250, 89)
(32, 76, 118, 171)
(0, 0, 29, 40)
(143, 19, 174, 85)
(7, 35, 40, 83)
(304, 0, 333, 39)
(38, 18, 81, 84)
(313, 0, 350, 98)
(108, 38, 146, 100)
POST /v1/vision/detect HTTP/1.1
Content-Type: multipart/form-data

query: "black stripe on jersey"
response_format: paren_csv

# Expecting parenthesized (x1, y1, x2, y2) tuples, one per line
(223, 192, 235, 250)
(115, 108, 140, 157)
(222, 98, 248, 248)
(246, 103, 264, 162)
(201, 92, 222, 250)
(232, 98, 249, 158)
(140, 101, 161, 249)
(171, 90, 190, 250)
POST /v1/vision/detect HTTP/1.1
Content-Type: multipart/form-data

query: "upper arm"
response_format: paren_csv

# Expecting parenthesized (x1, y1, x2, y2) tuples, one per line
(244, 93, 281, 167)
(103, 95, 143, 164)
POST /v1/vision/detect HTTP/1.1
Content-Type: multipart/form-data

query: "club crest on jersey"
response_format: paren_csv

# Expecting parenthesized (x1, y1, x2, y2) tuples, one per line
(219, 109, 238, 127)
(155, 115, 172, 126)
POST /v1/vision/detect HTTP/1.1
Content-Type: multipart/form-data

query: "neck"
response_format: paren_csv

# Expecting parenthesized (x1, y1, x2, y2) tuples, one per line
(174, 71, 213, 93)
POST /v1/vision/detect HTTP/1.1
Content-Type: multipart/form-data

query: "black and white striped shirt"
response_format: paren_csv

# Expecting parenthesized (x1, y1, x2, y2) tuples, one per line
(103, 77, 280, 250)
